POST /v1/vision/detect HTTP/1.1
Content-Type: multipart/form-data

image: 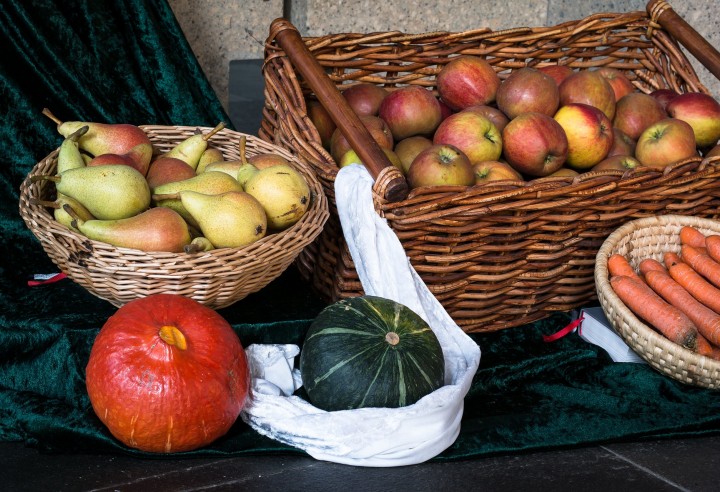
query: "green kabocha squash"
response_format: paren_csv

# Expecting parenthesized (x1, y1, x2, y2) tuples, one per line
(299, 295, 445, 411)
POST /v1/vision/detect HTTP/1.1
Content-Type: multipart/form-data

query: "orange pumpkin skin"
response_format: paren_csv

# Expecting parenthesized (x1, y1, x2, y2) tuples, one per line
(85, 294, 250, 453)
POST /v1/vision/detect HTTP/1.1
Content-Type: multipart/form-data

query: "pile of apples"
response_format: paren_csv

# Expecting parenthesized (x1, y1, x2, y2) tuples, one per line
(33, 110, 311, 253)
(307, 55, 720, 188)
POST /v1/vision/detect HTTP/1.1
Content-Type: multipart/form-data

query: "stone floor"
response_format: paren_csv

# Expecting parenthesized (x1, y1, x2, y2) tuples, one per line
(4, 435, 720, 491)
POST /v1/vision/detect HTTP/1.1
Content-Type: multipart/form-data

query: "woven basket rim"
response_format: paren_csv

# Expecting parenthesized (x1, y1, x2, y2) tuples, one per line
(595, 214, 720, 387)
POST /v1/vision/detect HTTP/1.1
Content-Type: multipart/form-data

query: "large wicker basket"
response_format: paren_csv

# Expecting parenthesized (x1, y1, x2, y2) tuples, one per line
(595, 215, 720, 388)
(18, 126, 329, 309)
(259, 1, 720, 333)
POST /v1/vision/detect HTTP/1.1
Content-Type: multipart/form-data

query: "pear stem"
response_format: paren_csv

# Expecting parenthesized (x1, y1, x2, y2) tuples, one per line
(42, 108, 63, 126)
(202, 122, 226, 141)
(68, 125, 89, 141)
(30, 175, 60, 183)
(152, 192, 181, 201)
(239, 136, 248, 165)
(61, 203, 85, 229)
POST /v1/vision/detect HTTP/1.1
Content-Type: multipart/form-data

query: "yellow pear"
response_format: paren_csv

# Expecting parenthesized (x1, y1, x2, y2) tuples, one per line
(244, 164, 310, 230)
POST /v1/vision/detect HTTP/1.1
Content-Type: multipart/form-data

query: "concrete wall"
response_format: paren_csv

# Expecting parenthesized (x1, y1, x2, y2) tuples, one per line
(167, 0, 720, 112)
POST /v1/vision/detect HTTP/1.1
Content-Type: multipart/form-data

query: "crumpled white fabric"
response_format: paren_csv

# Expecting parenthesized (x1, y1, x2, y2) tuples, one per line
(240, 164, 481, 467)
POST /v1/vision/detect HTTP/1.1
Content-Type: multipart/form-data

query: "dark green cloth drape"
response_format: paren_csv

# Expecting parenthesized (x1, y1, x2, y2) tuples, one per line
(2, 0, 720, 461)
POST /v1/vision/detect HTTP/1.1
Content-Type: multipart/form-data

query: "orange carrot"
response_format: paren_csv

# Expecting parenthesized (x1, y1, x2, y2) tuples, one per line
(644, 269, 720, 347)
(610, 275, 698, 350)
(695, 334, 720, 361)
(664, 252, 720, 315)
(679, 226, 707, 249)
(681, 244, 720, 289)
(639, 258, 666, 275)
(705, 235, 720, 263)
(607, 254, 639, 279)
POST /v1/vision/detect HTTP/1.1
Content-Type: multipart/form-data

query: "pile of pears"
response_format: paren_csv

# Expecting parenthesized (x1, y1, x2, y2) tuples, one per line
(33, 110, 312, 254)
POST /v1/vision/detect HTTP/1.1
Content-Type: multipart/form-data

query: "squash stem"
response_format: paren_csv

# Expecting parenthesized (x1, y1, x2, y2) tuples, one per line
(385, 332, 400, 346)
(159, 325, 187, 350)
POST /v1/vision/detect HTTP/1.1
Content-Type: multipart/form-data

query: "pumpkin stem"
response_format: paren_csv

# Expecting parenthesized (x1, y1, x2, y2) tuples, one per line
(385, 332, 400, 346)
(159, 325, 187, 350)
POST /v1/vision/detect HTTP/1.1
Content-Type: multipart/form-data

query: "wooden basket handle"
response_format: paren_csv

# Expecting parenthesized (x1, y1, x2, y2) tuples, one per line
(647, 0, 720, 82)
(269, 18, 409, 202)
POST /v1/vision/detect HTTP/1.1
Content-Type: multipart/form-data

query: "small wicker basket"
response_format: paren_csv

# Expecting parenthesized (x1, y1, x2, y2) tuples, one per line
(595, 215, 720, 389)
(18, 126, 329, 309)
(260, 1, 720, 333)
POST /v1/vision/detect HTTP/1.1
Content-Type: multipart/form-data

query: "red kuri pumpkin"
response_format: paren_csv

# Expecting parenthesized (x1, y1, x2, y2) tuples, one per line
(85, 293, 250, 453)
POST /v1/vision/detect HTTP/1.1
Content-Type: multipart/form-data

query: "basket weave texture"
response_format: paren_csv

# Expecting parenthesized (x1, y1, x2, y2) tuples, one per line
(18, 126, 329, 309)
(595, 215, 720, 388)
(260, 8, 720, 333)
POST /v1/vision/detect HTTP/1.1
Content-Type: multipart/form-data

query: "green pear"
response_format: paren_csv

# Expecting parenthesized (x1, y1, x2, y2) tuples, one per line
(196, 147, 225, 173)
(183, 236, 215, 254)
(65, 205, 191, 253)
(30, 193, 95, 233)
(236, 163, 259, 188)
(244, 164, 311, 230)
(151, 171, 243, 226)
(43, 108, 153, 174)
(56, 125, 89, 174)
(178, 190, 267, 248)
(163, 122, 225, 170)
(203, 160, 247, 179)
(31, 165, 151, 220)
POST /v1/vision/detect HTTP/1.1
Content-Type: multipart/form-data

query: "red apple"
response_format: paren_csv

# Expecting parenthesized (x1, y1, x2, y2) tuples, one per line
(438, 98, 454, 122)
(538, 65, 575, 87)
(378, 86, 442, 140)
(496, 67, 560, 119)
(591, 155, 642, 172)
(394, 135, 433, 174)
(87, 143, 152, 176)
(330, 114, 393, 163)
(607, 127, 637, 157)
(473, 160, 523, 184)
(635, 118, 698, 168)
(342, 83, 388, 116)
(501, 112, 568, 177)
(462, 105, 510, 133)
(146, 156, 197, 189)
(706, 143, 720, 159)
(612, 92, 667, 141)
(247, 153, 291, 169)
(432, 111, 503, 165)
(436, 55, 501, 111)
(548, 167, 580, 178)
(553, 103, 614, 170)
(406, 144, 475, 188)
(596, 68, 635, 101)
(559, 69, 616, 120)
(650, 88, 680, 110)
(666, 92, 720, 148)
(307, 99, 336, 149)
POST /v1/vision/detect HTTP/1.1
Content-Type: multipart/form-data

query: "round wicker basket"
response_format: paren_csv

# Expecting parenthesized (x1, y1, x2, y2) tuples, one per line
(18, 125, 329, 309)
(595, 215, 720, 389)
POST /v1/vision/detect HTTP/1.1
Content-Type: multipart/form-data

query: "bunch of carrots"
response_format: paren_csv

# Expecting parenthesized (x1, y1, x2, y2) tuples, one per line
(608, 225, 720, 361)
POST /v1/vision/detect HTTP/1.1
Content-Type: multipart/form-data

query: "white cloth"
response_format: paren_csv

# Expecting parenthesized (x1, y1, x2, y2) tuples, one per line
(240, 164, 481, 467)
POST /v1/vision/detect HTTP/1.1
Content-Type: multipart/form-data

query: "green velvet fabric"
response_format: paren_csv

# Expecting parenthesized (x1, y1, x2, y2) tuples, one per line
(2, 0, 720, 463)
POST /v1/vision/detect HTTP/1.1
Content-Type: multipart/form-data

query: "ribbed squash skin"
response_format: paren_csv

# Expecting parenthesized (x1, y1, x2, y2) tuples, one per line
(300, 296, 445, 411)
